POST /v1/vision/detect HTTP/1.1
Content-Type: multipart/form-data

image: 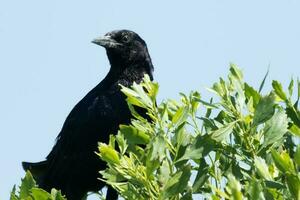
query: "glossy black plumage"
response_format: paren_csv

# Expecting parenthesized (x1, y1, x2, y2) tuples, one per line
(22, 30, 154, 200)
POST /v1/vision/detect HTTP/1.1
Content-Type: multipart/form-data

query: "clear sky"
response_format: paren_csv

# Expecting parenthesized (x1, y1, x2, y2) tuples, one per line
(1, 0, 300, 199)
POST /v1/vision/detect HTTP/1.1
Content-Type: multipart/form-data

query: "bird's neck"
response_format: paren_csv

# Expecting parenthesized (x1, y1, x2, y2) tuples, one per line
(102, 60, 153, 88)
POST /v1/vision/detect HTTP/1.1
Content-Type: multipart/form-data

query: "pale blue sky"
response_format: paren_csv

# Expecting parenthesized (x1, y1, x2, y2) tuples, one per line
(1, 0, 300, 199)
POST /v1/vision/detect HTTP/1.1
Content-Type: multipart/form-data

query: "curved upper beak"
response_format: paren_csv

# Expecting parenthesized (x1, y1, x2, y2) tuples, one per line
(92, 35, 122, 49)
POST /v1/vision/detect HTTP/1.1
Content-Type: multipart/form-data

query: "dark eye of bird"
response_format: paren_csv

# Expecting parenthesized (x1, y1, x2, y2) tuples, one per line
(122, 34, 130, 43)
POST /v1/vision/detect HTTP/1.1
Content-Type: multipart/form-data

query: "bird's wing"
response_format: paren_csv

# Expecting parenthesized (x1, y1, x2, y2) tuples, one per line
(48, 87, 127, 158)
(43, 85, 130, 186)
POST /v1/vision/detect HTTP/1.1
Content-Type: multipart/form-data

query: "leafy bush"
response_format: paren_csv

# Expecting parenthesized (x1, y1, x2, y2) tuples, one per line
(98, 64, 300, 199)
(10, 172, 65, 200)
(12, 65, 300, 199)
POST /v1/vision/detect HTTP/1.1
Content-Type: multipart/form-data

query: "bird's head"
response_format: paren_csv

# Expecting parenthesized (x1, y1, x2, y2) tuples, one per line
(92, 30, 153, 76)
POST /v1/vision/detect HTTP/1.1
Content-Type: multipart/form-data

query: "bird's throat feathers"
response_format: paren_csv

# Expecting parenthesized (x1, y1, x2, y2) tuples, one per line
(106, 51, 154, 83)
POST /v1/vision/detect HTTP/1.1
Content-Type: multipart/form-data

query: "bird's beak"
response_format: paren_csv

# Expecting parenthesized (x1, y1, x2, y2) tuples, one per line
(92, 35, 122, 49)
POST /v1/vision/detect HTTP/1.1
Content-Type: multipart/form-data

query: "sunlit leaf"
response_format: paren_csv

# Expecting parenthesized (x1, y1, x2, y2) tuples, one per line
(272, 80, 287, 101)
(226, 174, 243, 200)
(19, 171, 36, 199)
(98, 143, 120, 165)
(254, 156, 273, 180)
(31, 188, 51, 199)
(116, 132, 128, 155)
(50, 189, 65, 200)
(119, 125, 150, 145)
(289, 124, 300, 137)
(172, 105, 189, 128)
(271, 150, 295, 173)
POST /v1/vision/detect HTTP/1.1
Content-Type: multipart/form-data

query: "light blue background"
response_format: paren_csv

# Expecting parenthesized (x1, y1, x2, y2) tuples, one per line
(1, 0, 300, 199)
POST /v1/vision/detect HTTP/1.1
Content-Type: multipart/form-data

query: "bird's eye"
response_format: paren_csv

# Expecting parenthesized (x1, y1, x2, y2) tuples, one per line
(122, 34, 130, 43)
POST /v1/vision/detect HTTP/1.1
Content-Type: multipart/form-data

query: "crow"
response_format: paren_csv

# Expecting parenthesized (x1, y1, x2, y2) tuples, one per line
(22, 30, 154, 200)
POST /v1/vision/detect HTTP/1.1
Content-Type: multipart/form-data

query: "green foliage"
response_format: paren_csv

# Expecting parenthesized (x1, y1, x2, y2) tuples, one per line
(12, 65, 300, 200)
(10, 171, 66, 200)
(98, 64, 300, 199)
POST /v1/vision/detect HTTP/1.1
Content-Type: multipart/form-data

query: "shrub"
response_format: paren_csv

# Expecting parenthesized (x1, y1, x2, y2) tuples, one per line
(12, 65, 300, 199)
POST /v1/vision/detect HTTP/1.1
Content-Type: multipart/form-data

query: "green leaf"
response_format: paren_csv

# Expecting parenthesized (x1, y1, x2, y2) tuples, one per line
(226, 174, 243, 200)
(125, 95, 147, 108)
(190, 91, 201, 114)
(286, 173, 300, 200)
(141, 74, 159, 101)
(254, 156, 273, 180)
(262, 108, 288, 147)
(210, 121, 236, 143)
(172, 105, 189, 128)
(248, 180, 265, 200)
(121, 79, 155, 110)
(19, 171, 36, 199)
(116, 132, 128, 155)
(294, 145, 300, 167)
(50, 189, 65, 200)
(31, 188, 51, 199)
(176, 135, 215, 162)
(180, 191, 193, 200)
(259, 68, 269, 93)
(158, 159, 171, 187)
(132, 82, 154, 107)
(272, 80, 287, 101)
(252, 93, 276, 126)
(10, 186, 18, 200)
(173, 123, 190, 147)
(286, 105, 300, 127)
(98, 143, 120, 165)
(290, 124, 300, 137)
(192, 159, 209, 193)
(233, 80, 246, 113)
(288, 78, 294, 97)
(160, 164, 191, 199)
(265, 180, 286, 190)
(194, 98, 218, 109)
(229, 63, 243, 83)
(244, 83, 261, 108)
(271, 149, 295, 173)
(211, 78, 228, 98)
(119, 125, 150, 145)
(149, 135, 166, 162)
(146, 135, 166, 176)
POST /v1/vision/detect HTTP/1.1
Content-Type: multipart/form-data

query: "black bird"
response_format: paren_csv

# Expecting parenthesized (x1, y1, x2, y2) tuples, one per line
(22, 30, 154, 200)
